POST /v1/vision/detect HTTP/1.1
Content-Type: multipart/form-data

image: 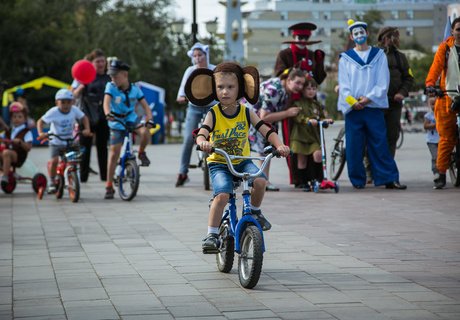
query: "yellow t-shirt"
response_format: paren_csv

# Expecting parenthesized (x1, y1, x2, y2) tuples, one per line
(207, 103, 251, 164)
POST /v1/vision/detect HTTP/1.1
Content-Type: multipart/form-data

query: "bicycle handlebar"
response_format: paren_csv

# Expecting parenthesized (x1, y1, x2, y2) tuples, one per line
(425, 86, 459, 98)
(107, 116, 159, 132)
(47, 132, 80, 144)
(210, 146, 279, 180)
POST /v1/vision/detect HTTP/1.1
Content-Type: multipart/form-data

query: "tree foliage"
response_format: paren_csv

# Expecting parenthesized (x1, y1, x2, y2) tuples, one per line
(0, 0, 210, 119)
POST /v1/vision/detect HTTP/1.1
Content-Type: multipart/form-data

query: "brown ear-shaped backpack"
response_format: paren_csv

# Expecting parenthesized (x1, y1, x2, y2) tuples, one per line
(184, 62, 260, 106)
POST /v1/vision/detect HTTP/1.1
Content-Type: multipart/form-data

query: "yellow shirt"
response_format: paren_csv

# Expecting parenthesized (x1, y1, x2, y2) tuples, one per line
(207, 103, 251, 164)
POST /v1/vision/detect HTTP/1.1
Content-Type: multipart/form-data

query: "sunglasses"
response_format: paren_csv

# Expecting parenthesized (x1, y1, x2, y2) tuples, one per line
(296, 35, 310, 41)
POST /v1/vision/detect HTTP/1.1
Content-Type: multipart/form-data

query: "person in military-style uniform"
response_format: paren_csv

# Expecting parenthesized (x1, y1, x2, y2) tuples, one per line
(274, 22, 327, 188)
(377, 26, 414, 157)
(274, 22, 327, 84)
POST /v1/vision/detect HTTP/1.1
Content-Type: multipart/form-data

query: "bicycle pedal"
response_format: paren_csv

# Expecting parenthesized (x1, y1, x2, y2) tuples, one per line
(189, 164, 198, 168)
(202, 248, 219, 254)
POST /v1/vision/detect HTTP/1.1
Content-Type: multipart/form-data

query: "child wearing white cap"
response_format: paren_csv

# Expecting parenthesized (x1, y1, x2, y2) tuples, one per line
(37, 89, 91, 193)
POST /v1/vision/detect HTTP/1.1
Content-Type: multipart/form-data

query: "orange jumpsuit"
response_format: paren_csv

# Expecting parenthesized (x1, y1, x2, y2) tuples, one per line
(425, 36, 458, 174)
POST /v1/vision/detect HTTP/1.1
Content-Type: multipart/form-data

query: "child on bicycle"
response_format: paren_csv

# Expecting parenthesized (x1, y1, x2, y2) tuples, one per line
(290, 77, 332, 190)
(37, 89, 91, 193)
(424, 96, 439, 177)
(185, 62, 290, 253)
(0, 102, 33, 188)
(103, 59, 153, 199)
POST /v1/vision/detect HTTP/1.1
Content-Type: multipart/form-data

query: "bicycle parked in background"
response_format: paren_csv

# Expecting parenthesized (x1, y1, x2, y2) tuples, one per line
(190, 115, 210, 190)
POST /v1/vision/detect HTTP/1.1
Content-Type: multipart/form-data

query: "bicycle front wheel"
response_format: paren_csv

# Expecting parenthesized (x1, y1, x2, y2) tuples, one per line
(449, 144, 460, 187)
(238, 225, 263, 289)
(67, 170, 80, 203)
(216, 220, 234, 273)
(118, 159, 140, 201)
(330, 127, 346, 181)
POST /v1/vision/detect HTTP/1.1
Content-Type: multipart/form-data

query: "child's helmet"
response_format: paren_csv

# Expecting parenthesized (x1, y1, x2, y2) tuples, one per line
(55, 88, 73, 100)
(9, 101, 27, 116)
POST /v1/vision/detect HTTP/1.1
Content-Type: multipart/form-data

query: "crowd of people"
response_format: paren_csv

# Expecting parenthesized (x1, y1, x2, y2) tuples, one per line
(1, 17, 459, 203)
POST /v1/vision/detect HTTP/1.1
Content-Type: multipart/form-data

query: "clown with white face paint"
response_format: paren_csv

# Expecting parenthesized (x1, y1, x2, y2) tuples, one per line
(351, 26, 367, 45)
(336, 19, 407, 190)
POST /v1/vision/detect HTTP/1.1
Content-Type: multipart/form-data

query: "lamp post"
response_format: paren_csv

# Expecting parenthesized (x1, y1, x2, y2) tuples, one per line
(171, 19, 185, 47)
(191, 0, 198, 44)
(205, 18, 218, 45)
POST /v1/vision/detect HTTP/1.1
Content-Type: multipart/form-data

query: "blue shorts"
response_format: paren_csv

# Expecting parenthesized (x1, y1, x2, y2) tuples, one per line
(109, 121, 140, 145)
(208, 160, 267, 196)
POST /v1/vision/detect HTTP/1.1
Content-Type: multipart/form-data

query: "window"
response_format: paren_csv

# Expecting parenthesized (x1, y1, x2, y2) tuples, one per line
(406, 10, 413, 19)
(392, 10, 399, 19)
(406, 27, 413, 36)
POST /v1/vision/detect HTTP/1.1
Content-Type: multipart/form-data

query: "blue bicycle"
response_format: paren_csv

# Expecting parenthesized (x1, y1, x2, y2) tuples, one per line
(111, 118, 158, 201)
(211, 146, 280, 289)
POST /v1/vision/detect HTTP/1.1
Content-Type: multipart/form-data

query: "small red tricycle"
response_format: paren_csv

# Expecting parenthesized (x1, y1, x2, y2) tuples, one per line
(0, 138, 47, 199)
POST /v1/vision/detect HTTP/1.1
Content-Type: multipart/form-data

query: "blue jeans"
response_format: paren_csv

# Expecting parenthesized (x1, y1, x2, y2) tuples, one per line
(179, 104, 211, 175)
(209, 160, 267, 196)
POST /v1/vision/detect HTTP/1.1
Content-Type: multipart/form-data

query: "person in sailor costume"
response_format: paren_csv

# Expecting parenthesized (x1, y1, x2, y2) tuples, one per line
(337, 20, 407, 190)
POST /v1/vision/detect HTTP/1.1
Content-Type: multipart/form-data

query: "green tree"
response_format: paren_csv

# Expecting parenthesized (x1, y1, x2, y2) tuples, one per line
(0, 0, 202, 122)
(408, 53, 435, 90)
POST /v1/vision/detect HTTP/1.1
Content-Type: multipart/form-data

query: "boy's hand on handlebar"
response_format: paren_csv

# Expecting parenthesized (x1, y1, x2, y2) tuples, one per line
(145, 119, 155, 128)
(105, 113, 115, 121)
(37, 132, 48, 142)
(276, 145, 291, 158)
(198, 140, 212, 153)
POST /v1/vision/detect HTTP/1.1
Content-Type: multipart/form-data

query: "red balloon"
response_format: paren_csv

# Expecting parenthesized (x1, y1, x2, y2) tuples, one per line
(71, 60, 96, 84)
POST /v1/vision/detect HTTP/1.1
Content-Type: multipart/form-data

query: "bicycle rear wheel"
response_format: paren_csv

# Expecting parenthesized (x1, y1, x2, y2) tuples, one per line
(216, 220, 234, 273)
(448, 144, 460, 187)
(330, 127, 346, 181)
(118, 159, 140, 201)
(238, 225, 263, 289)
(67, 170, 80, 203)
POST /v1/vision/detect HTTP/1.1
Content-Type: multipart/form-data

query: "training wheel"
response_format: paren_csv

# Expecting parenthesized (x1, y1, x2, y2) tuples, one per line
(334, 182, 340, 193)
(32, 173, 48, 194)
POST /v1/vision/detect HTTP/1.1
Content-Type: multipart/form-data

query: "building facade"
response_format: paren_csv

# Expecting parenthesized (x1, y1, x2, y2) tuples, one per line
(243, 0, 455, 76)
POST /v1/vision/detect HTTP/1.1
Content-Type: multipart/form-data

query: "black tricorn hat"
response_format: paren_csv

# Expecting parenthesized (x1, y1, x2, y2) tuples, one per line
(288, 22, 317, 33)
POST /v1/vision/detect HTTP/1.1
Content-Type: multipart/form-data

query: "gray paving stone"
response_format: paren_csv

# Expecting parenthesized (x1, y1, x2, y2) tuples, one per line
(14, 280, 59, 300)
(4, 132, 460, 319)
(13, 298, 65, 318)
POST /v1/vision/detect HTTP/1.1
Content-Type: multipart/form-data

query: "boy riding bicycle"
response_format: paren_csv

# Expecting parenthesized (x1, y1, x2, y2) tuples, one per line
(37, 89, 92, 193)
(103, 59, 153, 199)
(185, 62, 290, 253)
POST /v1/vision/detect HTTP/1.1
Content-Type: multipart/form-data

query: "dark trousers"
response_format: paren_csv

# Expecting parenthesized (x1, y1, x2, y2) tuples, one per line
(384, 100, 402, 158)
(80, 119, 109, 182)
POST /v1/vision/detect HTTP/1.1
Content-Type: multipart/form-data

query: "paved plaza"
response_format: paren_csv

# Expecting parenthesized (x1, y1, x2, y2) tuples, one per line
(1, 124, 459, 320)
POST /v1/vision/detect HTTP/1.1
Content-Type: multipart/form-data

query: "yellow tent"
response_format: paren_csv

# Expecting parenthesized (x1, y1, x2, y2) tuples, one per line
(2, 76, 70, 107)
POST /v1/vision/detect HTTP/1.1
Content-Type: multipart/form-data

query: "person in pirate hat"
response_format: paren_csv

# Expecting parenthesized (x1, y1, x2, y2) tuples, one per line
(274, 22, 326, 85)
(185, 62, 290, 253)
(274, 22, 327, 188)
(337, 19, 406, 190)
